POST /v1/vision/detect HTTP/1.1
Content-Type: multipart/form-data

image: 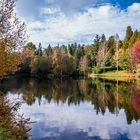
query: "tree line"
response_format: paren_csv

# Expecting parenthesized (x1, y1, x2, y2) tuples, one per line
(1, 0, 140, 79)
(20, 26, 140, 77)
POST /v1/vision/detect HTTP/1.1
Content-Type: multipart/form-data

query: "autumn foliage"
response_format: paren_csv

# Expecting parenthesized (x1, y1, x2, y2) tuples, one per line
(0, 0, 26, 78)
(132, 40, 140, 65)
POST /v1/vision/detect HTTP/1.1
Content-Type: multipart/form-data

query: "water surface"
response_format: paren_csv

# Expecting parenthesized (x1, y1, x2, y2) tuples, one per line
(1, 77, 140, 140)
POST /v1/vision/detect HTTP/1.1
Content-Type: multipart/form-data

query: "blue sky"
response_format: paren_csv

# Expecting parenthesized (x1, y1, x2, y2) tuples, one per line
(16, 0, 140, 46)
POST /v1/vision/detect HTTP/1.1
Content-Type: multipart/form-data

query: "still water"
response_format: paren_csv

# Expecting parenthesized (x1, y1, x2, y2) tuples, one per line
(1, 77, 140, 140)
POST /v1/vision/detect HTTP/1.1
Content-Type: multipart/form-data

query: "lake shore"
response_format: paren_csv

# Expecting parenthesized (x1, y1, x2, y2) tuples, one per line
(88, 70, 140, 82)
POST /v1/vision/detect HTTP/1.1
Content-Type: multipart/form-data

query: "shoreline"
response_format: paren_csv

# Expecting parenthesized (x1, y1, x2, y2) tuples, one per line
(88, 71, 140, 82)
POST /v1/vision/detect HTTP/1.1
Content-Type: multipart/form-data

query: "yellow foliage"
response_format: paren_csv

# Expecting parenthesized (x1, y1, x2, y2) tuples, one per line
(0, 40, 21, 78)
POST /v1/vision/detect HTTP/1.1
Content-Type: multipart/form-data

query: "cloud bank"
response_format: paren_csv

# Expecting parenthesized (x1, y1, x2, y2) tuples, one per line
(23, 3, 140, 46)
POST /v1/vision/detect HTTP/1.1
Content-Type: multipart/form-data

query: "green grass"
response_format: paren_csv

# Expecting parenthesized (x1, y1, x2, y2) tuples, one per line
(100, 71, 137, 77)
(89, 70, 139, 82)
(90, 66, 116, 74)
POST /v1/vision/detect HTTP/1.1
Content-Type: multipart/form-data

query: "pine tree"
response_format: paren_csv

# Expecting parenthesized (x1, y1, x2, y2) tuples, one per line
(101, 34, 106, 43)
(128, 30, 138, 48)
(37, 43, 43, 56)
(46, 44, 53, 56)
(123, 26, 133, 48)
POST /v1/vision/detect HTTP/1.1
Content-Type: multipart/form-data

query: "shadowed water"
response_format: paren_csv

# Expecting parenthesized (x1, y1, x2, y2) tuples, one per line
(1, 76, 140, 140)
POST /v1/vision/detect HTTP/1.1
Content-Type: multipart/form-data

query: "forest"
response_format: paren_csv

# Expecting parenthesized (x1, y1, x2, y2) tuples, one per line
(0, 0, 140, 79)
(19, 27, 140, 78)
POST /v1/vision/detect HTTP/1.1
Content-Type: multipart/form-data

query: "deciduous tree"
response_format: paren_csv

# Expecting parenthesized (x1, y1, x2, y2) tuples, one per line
(79, 56, 89, 76)
(0, 0, 26, 78)
(132, 40, 140, 65)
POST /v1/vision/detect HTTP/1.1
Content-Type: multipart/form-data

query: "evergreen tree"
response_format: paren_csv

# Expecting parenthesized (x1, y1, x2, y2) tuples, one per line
(137, 32, 140, 41)
(101, 34, 106, 43)
(61, 45, 68, 54)
(68, 43, 77, 56)
(74, 45, 84, 59)
(37, 43, 43, 56)
(107, 35, 116, 65)
(123, 26, 133, 48)
(94, 34, 101, 48)
(128, 30, 139, 48)
(107, 36, 116, 54)
(91, 34, 101, 66)
(45, 44, 53, 56)
(125, 26, 133, 41)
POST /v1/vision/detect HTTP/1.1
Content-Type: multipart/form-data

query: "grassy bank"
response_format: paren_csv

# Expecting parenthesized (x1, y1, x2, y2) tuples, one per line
(89, 71, 139, 82)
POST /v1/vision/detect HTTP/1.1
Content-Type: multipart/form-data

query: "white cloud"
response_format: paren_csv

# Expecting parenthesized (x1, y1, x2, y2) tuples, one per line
(40, 7, 60, 15)
(23, 3, 140, 47)
(128, 3, 140, 12)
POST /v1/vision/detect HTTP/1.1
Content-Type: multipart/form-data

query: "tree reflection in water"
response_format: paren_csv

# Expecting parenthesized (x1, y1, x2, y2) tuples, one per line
(0, 76, 140, 124)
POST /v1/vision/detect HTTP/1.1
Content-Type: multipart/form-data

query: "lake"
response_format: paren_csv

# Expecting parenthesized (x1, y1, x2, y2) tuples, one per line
(1, 76, 140, 140)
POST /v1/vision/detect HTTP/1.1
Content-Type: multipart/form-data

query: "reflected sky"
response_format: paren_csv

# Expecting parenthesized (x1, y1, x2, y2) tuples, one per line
(8, 93, 140, 140)
(2, 77, 140, 140)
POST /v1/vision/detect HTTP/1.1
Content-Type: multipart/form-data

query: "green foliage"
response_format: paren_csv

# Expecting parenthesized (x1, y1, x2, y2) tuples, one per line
(74, 45, 84, 59)
(36, 43, 43, 56)
(21, 57, 31, 73)
(91, 67, 101, 74)
(101, 34, 106, 43)
(91, 35, 102, 66)
(68, 43, 78, 56)
(128, 30, 139, 48)
(31, 56, 52, 75)
(123, 26, 133, 48)
(136, 68, 140, 76)
(18, 26, 140, 77)
(61, 55, 76, 75)
(93, 34, 101, 48)
(0, 0, 139, 79)
(24, 42, 36, 50)
(52, 48, 76, 76)
(105, 36, 116, 65)
(125, 26, 133, 40)
(107, 35, 116, 54)
(45, 44, 53, 56)
(118, 49, 132, 70)
(91, 66, 116, 74)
